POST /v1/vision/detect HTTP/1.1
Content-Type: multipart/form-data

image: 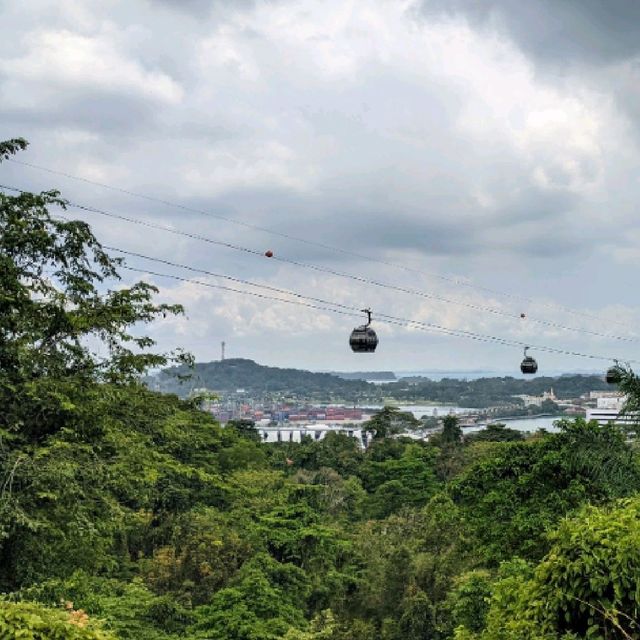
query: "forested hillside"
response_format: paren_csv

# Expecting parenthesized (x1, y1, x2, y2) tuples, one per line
(149, 358, 608, 407)
(383, 374, 610, 406)
(149, 358, 374, 399)
(2, 138, 640, 639)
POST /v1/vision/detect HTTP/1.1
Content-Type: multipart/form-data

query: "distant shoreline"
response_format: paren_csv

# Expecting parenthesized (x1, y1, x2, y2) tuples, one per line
(489, 413, 561, 423)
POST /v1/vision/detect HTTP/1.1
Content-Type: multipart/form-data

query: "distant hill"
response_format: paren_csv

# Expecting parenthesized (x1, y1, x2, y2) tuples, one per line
(330, 371, 397, 381)
(382, 374, 610, 407)
(146, 358, 376, 398)
(146, 360, 610, 407)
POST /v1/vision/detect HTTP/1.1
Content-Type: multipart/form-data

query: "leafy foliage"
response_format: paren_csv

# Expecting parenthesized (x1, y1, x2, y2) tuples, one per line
(450, 418, 640, 563)
(616, 364, 640, 419)
(464, 422, 525, 442)
(362, 406, 419, 439)
(459, 497, 640, 639)
(0, 600, 114, 640)
(0, 141, 188, 448)
(441, 414, 463, 444)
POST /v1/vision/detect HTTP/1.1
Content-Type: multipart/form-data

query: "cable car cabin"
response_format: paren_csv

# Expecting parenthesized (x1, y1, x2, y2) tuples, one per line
(606, 364, 622, 385)
(520, 347, 537, 375)
(350, 308, 378, 353)
(349, 326, 378, 352)
(520, 356, 538, 374)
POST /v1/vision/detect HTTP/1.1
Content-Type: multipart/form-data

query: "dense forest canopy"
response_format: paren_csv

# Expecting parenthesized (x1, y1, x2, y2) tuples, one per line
(2, 139, 640, 639)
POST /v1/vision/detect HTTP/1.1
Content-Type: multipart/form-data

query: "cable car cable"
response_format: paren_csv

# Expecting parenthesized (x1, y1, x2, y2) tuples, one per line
(111, 245, 640, 363)
(1, 183, 635, 345)
(41, 208, 640, 363)
(4, 158, 633, 329)
(116, 265, 558, 349)
(107, 244, 624, 353)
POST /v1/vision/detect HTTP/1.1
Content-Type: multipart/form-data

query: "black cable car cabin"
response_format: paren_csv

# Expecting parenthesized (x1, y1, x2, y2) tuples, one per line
(520, 346, 538, 375)
(606, 361, 622, 384)
(350, 308, 378, 353)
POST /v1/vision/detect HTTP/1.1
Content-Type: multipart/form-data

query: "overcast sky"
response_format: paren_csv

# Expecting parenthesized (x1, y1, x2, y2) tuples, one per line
(2, 0, 640, 373)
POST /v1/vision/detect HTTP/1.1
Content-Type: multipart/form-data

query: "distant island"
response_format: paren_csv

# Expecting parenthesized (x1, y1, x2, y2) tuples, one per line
(146, 358, 373, 400)
(146, 359, 610, 408)
(382, 374, 610, 408)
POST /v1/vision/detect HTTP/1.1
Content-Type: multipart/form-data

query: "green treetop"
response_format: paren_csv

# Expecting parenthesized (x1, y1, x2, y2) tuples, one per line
(0, 138, 189, 442)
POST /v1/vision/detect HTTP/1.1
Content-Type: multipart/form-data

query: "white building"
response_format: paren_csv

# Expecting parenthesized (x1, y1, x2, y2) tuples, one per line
(589, 390, 623, 400)
(257, 424, 368, 447)
(586, 396, 637, 427)
(513, 388, 557, 408)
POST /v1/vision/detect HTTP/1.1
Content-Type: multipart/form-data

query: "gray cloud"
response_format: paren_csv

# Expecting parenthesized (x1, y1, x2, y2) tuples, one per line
(152, 0, 257, 15)
(420, 0, 640, 66)
(0, 94, 162, 137)
(419, 0, 640, 145)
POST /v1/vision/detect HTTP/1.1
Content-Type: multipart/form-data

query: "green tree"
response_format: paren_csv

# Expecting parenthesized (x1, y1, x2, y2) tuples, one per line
(463, 497, 640, 639)
(142, 506, 254, 606)
(442, 414, 462, 444)
(465, 423, 524, 443)
(398, 585, 435, 640)
(360, 443, 438, 518)
(352, 494, 470, 635)
(289, 432, 363, 477)
(615, 364, 640, 416)
(16, 572, 192, 640)
(0, 138, 188, 445)
(226, 419, 261, 442)
(446, 570, 492, 634)
(363, 407, 419, 439)
(451, 418, 640, 563)
(190, 554, 308, 640)
(293, 467, 367, 522)
(0, 383, 229, 591)
(283, 610, 337, 639)
(0, 600, 115, 640)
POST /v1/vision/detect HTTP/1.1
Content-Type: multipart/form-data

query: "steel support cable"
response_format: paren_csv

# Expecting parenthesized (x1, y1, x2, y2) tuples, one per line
(113, 251, 638, 364)
(36, 210, 637, 362)
(106, 245, 602, 351)
(62, 204, 640, 343)
(118, 265, 549, 350)
(1, 183, 635, 345)
(111, 247, 516, 344)
(30, 211, 636, 363)
(4, 158, 633, 328)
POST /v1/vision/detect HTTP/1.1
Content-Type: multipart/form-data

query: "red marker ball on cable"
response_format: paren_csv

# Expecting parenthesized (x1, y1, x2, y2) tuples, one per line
(265, 250, 273, 258)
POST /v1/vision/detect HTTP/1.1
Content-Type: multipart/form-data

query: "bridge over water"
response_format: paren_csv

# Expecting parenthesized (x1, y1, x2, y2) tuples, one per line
(257, 424, 369, 447)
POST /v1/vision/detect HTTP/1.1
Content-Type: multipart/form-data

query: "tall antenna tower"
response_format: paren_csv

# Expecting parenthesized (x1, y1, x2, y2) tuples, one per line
(221, 341, 226, 361)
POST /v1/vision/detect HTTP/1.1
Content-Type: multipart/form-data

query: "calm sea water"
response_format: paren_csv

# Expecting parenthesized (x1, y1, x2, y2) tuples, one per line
(371, 403, 562, 433)
(465, 416, 561, 434)
(393, 370, 599, 381)
(394, 371, 504, 381)
(368, 404, 470, 417)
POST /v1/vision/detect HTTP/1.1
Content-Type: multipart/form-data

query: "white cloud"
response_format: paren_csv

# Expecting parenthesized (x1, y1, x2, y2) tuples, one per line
(2, 27, 183, 104)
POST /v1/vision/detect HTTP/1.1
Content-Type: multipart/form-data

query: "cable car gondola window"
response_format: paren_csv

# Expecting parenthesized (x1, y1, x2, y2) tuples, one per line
(349, 308, 378, 353)
(520, 346, 538, 375)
